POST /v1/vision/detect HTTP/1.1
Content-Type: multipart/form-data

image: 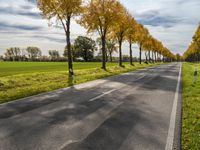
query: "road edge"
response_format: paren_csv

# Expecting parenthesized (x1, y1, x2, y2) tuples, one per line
(165, 63, 182, 150)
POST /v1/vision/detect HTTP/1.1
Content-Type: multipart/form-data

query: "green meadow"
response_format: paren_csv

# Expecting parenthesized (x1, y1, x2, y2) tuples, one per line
(0, 61, 159, 103)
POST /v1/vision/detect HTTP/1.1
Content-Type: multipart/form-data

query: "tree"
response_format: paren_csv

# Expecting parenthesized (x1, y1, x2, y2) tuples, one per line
(134, 24, 150, 64)
(183, 25, 200, 62)
(49, 50, 60, 61)
(0, 55, 3, 61)
(4, 47, 21, 61)
(106, 39, 118, 62)
(96, 37, 117, 62)
(63, 44, 78, 61)
(26, 47, 42, 60)
(176, 53, 181, 62)
(74, 36, 96, 62)
(125, 15, 137, 65)
(79, 0, 119, 69)
(37, 0, 82, 77)
(111, 2, 129, 66)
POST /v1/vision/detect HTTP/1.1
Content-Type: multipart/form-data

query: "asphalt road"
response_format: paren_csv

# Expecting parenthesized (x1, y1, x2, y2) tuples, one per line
(0, 63, 182, 150)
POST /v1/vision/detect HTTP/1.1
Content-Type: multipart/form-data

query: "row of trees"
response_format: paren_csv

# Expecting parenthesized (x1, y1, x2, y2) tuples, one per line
(37, 0, 175, 77)
(1, 35, 117, 62)
(183, 25, 200, 62)
(4, 47, 42, 61)
(3, 47, 63, 61)
(1, 45, 138, 62)
(2, 37, 168, 62)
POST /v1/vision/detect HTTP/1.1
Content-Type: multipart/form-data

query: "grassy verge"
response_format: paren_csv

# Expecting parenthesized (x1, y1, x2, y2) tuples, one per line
(182, 63, 200, 150)
(0, 62, 162, 104)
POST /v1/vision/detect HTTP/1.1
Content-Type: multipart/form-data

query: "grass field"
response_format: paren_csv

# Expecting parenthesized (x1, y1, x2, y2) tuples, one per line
(0, 61, 160, 103)
(0, 62, 118, 77)
(182, 63, 200, 150)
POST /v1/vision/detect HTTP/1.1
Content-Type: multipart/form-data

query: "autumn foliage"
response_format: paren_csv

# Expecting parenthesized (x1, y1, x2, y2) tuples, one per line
(183, 25, 200, 62)
(36, 0, 175, 71)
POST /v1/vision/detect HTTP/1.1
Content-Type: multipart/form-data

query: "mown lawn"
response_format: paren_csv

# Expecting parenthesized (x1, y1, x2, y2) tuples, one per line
(182, 63, 200, 150)
(0, 61, 160, 103)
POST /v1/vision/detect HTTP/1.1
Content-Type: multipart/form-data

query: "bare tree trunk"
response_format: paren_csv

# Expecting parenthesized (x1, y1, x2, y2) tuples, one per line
(145, 52, 148, 63)
(66, 17, 74, 77)
(129, 41, 133, 65)
(101, 35, 106, 70)
(152, 51, 154, 63)
(139, 45, 142, 64)
(148, 50, 150, 62)
(106, 51, 108, 62)
(84, 49, 88, 62)
(119, 40, 123, 66)
(109, 51, 113, 62)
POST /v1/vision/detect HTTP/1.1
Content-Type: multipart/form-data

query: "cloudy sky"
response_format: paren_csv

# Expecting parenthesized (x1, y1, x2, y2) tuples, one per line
(0, 0, 200, 56)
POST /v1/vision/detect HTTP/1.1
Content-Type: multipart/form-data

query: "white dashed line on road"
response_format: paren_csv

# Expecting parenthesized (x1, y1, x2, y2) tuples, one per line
(89, 89, 117, 102)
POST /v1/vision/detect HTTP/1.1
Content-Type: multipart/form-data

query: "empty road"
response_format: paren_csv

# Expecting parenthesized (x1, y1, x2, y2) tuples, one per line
(0, 63, 182, 150)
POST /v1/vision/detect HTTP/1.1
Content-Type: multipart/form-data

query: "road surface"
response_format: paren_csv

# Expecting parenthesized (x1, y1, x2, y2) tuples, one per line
(0, 63, 182, 150)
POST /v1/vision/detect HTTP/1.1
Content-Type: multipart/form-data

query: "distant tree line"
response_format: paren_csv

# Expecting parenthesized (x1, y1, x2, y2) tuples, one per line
(1, 36, 120, 62)
(1, 46, 63, 62)
(3, 47, 42, 61)
(0, 35, 169, 63)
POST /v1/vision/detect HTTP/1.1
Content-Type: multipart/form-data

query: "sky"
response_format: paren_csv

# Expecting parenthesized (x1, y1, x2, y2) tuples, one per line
(0, 0, 200, 57)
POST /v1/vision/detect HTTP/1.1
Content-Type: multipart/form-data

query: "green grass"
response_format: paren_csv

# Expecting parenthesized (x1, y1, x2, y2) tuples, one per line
(0, 61, 160, 104)
(182, 63, 200, 150)
(0, 62, 118, 77)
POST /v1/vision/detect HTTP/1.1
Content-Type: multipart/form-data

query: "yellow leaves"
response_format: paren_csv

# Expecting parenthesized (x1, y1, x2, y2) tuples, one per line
(184, 25, 200, 60)
(125, 14, 137, 42)
(110, 2, 130, 42)
(193, 25, 200, 43)
(37, 0, 82, 21)
(36, 0, 175, 60)
(79, 0, 121, 36)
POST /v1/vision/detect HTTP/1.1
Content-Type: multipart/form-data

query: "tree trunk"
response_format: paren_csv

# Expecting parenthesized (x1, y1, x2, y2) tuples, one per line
(139, 45, 142, 64)
(106, 51, 108, 62)
(109, 51, 113, 62)
(129, 41, 133, 65)
(84, 49, 88, 62)
(119, 40, 122, 66)
(148, 50, 150, 62)
(154, 52, 157, 62)
(152, 51, 154, 63)
(66, 17, 74, 77)
(145, 52, 148, 62)
(101, 35, 106, 70)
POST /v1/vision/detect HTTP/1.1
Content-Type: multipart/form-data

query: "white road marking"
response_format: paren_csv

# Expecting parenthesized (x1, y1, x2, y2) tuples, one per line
(134, 74, 146, 81)
(165, 63, 182, 150)
(89, 89, 117, 102)
(88, 74, 147, 103)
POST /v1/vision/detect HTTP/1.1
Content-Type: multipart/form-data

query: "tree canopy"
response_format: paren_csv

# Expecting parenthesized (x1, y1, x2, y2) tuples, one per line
(74, 36, 97, 62)
(183, 25, 200, 62)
